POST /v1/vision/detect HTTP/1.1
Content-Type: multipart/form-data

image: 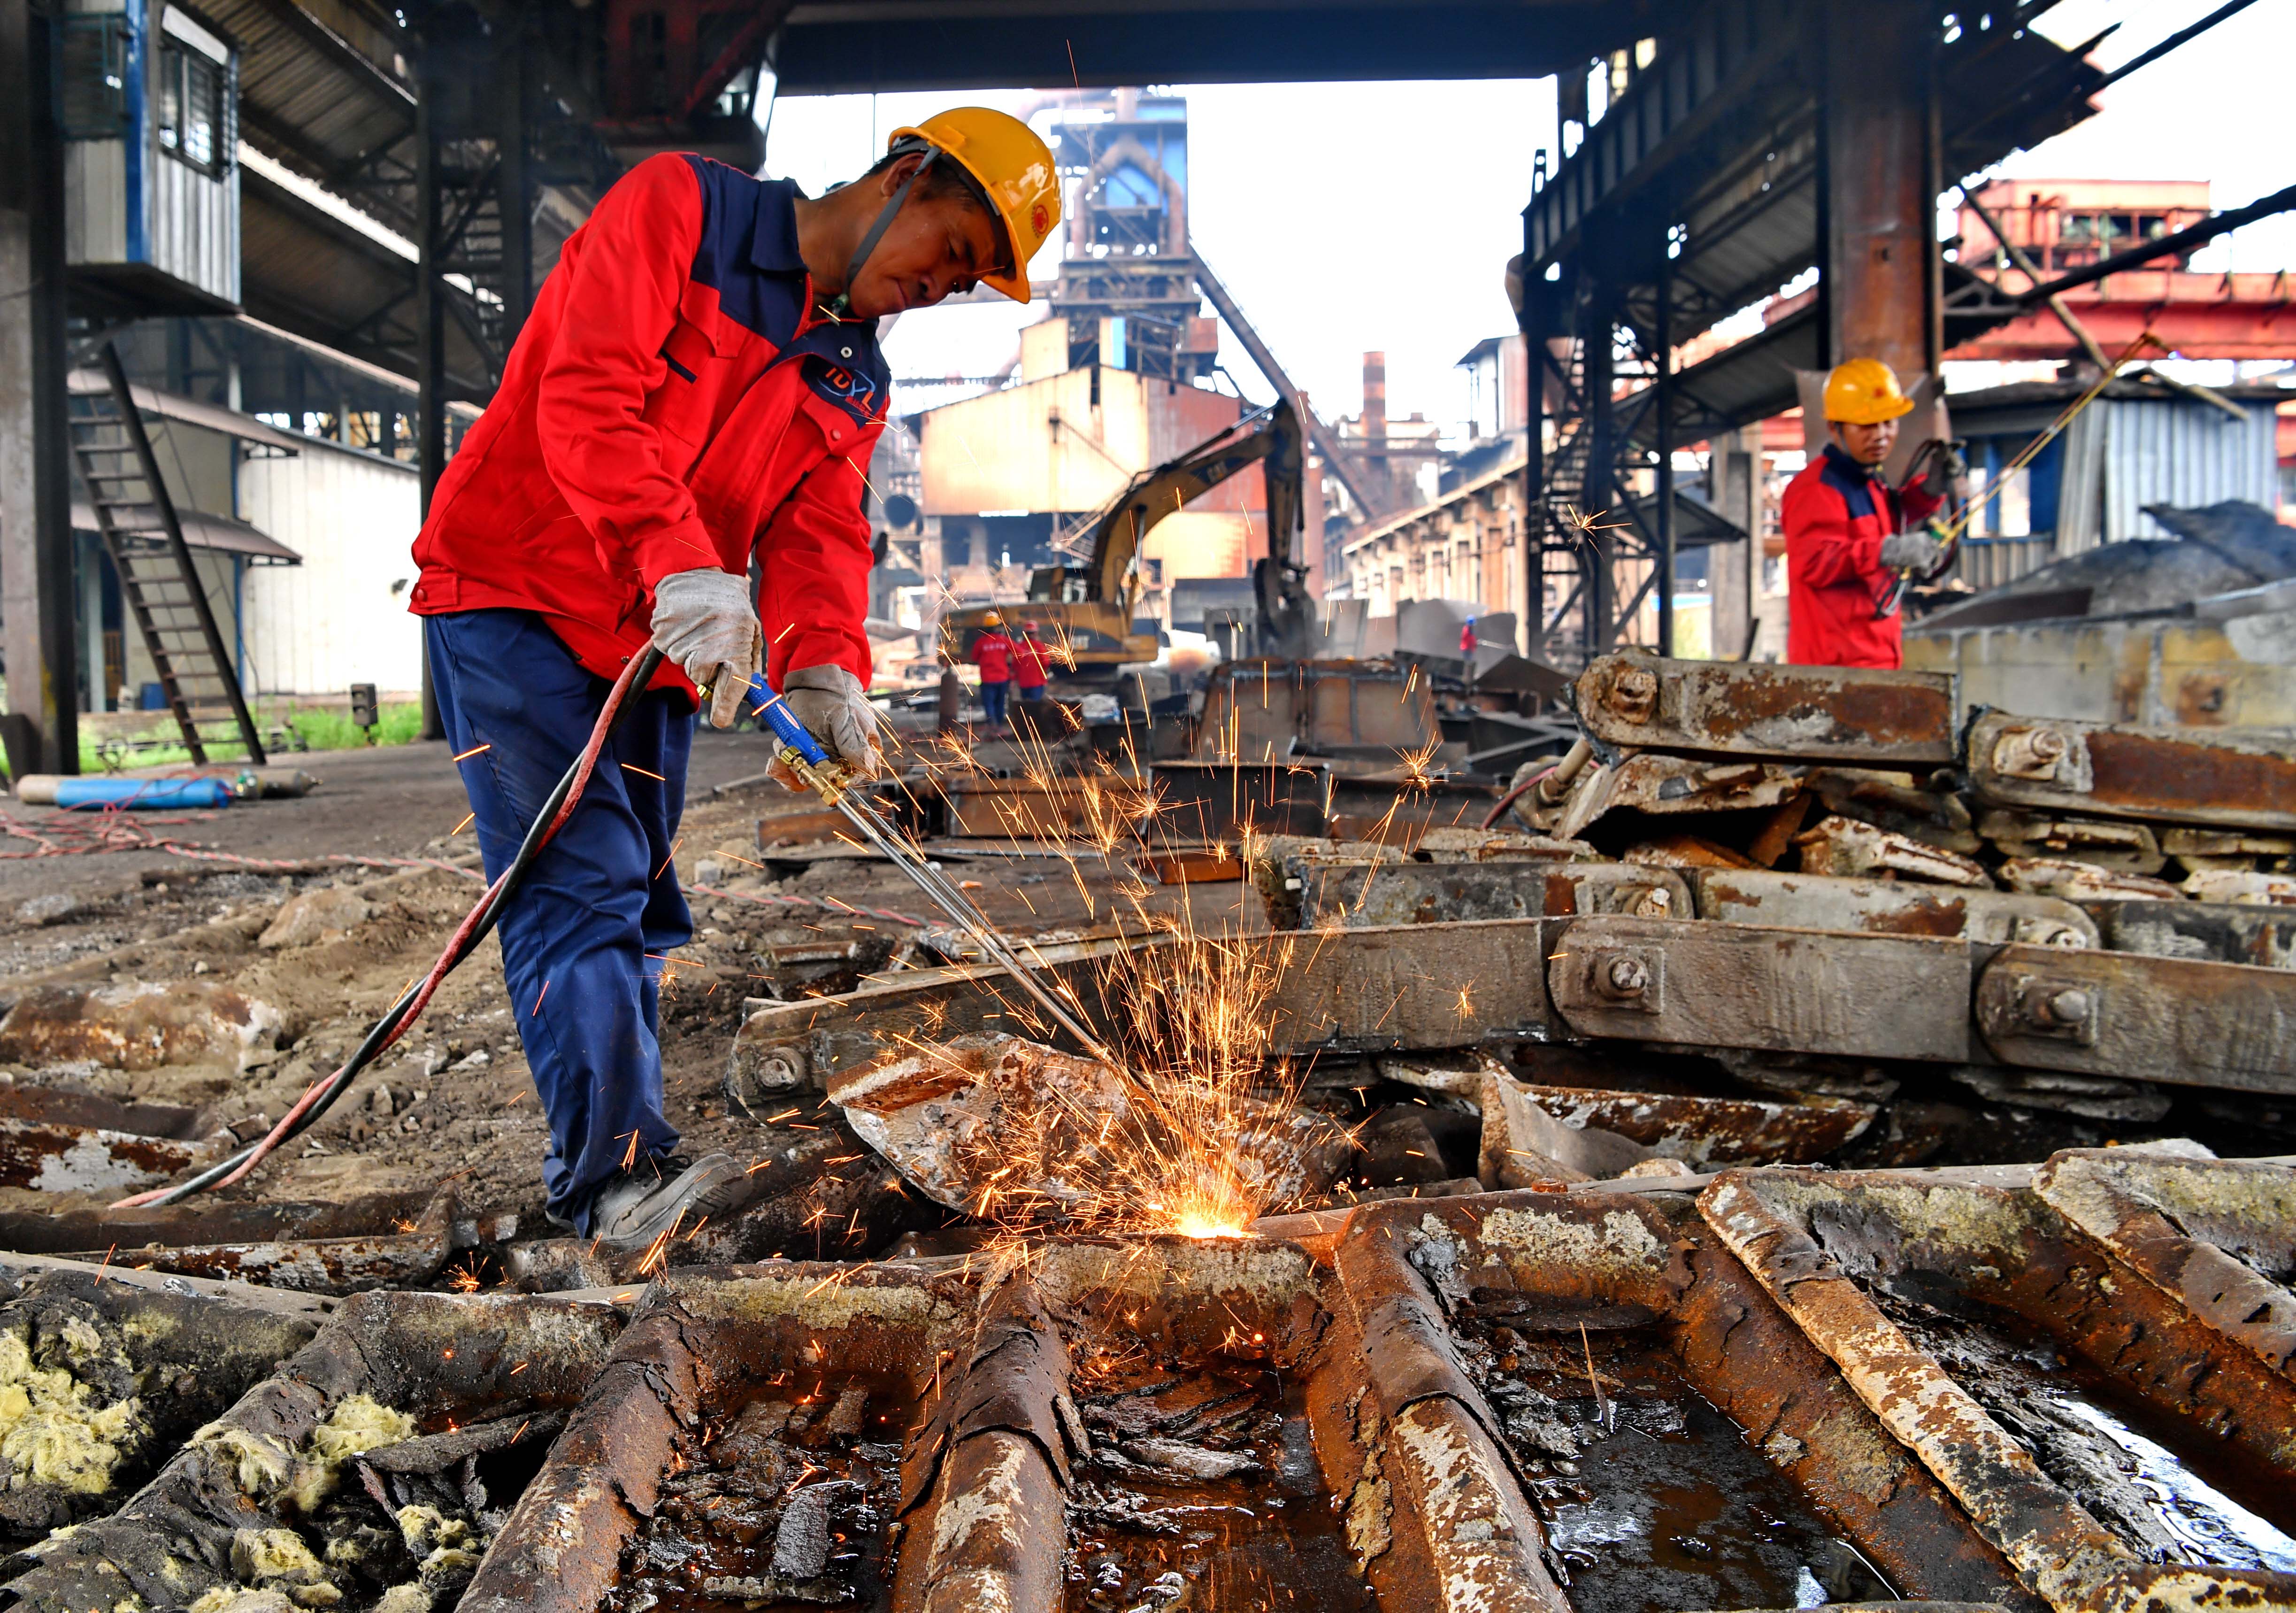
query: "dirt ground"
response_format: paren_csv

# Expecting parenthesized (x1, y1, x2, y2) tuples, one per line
(0, 727, 1256, 1240)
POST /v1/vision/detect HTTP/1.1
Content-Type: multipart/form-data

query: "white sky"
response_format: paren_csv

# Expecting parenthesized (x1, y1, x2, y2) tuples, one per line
(760, 0, 2291, 431)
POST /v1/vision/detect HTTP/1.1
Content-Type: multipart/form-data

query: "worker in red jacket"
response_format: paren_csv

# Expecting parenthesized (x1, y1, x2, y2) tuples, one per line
(1013, 620, 1052, 706)
(972, 612, 1014, 729)
(1781, 358, 1949, 668)
(408, 108, 1060, 1247)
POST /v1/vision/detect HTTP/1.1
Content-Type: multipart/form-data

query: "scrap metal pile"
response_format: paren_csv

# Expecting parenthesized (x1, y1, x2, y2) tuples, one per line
(0, 1146, 2283, 1612)
(0, 648, 2291, 1607)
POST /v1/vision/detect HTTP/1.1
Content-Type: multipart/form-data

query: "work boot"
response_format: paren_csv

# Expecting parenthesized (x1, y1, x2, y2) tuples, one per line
(585, 1151, 754, 1249)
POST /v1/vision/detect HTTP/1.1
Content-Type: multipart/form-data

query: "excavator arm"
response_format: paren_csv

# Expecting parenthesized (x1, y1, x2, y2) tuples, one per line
(937, 399, 1306, 676)
(1084, 398, 1304, 606)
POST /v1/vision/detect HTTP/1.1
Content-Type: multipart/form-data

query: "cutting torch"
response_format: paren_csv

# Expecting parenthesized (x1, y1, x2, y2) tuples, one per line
(743, 674, 1119, 1065)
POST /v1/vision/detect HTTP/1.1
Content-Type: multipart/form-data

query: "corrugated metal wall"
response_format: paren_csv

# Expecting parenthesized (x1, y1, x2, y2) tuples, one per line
(2098, 396, 2278, 542)
(239, 443, 423, 697)
(147, 141, 238, 303)
(64, 141, 128, 263)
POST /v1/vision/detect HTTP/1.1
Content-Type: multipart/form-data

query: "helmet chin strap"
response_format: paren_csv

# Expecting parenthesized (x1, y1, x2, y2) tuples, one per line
(825, 145, 939, 318)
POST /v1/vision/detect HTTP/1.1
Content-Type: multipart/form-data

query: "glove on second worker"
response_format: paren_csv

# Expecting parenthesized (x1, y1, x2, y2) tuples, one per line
(1877, 530, 1944, 573)
(650, 569, 760, 729)
(772, 664, 882, 787)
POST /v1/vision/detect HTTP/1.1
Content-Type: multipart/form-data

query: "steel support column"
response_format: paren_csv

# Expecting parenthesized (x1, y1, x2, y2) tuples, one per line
(0, 0, 77, 775)
(415, 57, 447, 741)
(1520, 220, 1543, 658)
(1824, 0, 1936, 380)
(1655, 257, 1675, 658)
(497, 31, 535, 339)
(1581, 317, 1614, 654)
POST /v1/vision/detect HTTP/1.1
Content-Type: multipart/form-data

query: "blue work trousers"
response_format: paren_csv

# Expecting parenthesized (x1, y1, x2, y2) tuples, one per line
(424, 609, 691, 1233)
(979, 679, 1010, 725)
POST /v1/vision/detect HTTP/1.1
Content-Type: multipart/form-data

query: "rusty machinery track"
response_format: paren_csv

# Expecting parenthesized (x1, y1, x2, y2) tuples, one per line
(0, 1147, 2284, 1611)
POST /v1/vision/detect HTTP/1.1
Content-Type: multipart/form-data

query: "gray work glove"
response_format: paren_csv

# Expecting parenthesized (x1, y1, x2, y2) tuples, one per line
(651, 569, 761, 729)
(768, 663, 882, 791)
(1878, 530, 1943, 572)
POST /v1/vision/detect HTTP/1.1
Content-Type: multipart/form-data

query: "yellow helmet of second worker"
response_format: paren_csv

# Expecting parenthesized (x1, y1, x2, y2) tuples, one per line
(887, 108, 1060, 305)
(1823, 358, 1915, 424)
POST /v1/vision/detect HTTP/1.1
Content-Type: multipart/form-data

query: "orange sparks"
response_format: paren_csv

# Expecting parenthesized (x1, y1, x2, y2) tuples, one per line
(622, 762, 667, 782)
(451, 812, 476, 834)
(532, 980, 549, 1016)
(452, 742, 491, 762)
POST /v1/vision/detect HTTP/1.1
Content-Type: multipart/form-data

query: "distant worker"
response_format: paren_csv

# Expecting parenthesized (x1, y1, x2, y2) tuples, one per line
(1013, 621, 1052, 705)
(973, 610, 1014, 728)
(1460, 617, 1478, 657)
(1782, 358, 1953, 668)
(407, 108, 1060, 1247)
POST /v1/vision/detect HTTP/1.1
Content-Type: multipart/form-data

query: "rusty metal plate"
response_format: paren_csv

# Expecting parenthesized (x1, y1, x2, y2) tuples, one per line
(942, 777, 1105, 840)
(1549, 916, 1973, 1062)
(1696, 868, 2098, 948)
(1966, 710, 2296, 831)
(1494, 1076, 1875, 1169)
(1574, 656, 1957, 765)
(2097, 900, 2296, 971)
(1555, 753, 1805, 840)
(1260, 919, 1561, 1050)
(0, 1118, 198, 1194)
(1295, 861, 1688, 928)
(1975, 944, 2296, 1094)
(1148, 760, 1329, 842)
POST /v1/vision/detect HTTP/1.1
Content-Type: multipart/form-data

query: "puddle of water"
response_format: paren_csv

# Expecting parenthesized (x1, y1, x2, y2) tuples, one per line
(2049, 1396, 2296, 1571)
(1064, 1356, 1377, 1613)
(611, 1370, 914, 1613)
(1463, 1323, 1897, 1613)
(1881, 1297, 2296, 1570)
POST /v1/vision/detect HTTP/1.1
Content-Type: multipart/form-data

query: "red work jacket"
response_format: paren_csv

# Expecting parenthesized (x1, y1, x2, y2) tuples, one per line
(1782, 443, 1943, 669)
(1012, 633, 1050, 688)
(407, 154, 889, 696)
(974, 631, 1013, 683)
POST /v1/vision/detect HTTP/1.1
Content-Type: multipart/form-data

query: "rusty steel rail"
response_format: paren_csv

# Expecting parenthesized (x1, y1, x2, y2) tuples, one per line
(8, 1291, 624, 1613)
(1573, 656, 1960, 766)
(1699, 1165, 2296, 1612)
(1967, 711, 2296, 833)
(2033, 1150, 2296, 1381)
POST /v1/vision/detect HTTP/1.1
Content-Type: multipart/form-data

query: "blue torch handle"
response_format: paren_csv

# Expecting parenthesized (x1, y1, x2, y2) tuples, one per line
(749, 677, 833, 767)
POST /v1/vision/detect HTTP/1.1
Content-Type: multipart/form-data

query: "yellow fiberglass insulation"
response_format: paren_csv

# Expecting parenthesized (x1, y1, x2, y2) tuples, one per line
(0, 1327, 146, 1496)
(286, 1394, 416, 1514)
(229, 1527, 344, 1607)
(372, 1588, 431, 1613)
(187, 1591, 296, 1613)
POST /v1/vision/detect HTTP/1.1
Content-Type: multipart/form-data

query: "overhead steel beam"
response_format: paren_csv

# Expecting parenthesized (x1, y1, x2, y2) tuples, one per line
(1523, 0, 1799, 277)
(2016, 180, 2296, 302)
(239, 0, 415, 111)
(770, 2, 1642, 95)
(1191, 253, 1386, 519)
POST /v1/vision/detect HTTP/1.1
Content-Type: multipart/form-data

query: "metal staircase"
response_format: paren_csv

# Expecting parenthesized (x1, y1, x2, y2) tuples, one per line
(69, 344, 265, 766)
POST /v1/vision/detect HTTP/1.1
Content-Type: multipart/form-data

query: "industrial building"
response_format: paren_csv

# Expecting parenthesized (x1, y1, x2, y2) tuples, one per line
(2, 4, 2296, 1610)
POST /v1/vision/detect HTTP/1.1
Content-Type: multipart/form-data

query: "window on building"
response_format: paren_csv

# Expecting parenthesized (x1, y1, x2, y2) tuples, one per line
(58, 16, 130, 139)
(157, 41, 226, 176)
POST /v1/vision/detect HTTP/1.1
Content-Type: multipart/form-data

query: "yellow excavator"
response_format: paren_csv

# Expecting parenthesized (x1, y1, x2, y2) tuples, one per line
(936, 398, 1312, 681)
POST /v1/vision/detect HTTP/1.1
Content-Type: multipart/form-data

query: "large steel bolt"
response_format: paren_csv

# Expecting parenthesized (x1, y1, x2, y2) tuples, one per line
(1609, 666, 1659, 724)
(2043, 987, 2091, 1026)
(1602, 955, 1649, 998)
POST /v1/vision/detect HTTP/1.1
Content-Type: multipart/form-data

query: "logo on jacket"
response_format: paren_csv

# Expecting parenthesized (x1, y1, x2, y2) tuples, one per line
(805, 357, 881, 426)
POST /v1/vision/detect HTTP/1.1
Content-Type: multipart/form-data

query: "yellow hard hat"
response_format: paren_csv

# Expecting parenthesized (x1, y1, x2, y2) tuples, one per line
(1823, 358, 1915, 424)
(888, 108, 1060, 304)
(981, 610, 1003, 626)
